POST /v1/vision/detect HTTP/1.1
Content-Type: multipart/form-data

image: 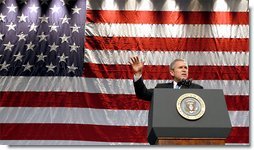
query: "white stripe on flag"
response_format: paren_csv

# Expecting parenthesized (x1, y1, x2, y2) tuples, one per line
(0, 107, 148, 126)
(84, 50, 249, 66)
(87, 0, 248, 12)
(0, 77, 249, 95)
(228, 111, 249, 127)
(0, 107, 249, 127)
(85, 24, 249, 38)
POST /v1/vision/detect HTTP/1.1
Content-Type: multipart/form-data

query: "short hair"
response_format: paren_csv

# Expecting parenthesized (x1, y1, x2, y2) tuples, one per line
(170, 58, 187, 70)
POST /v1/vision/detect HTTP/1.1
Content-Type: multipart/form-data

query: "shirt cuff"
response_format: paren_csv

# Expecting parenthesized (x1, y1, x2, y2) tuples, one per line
(133, 74, 142, 82)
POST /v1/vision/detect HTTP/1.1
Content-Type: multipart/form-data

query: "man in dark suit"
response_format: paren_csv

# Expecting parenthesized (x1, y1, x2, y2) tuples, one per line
(129, 56, 203, 101)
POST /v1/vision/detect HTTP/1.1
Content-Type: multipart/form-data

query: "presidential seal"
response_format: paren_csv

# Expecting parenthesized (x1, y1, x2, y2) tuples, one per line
(176, 93, 206, 120)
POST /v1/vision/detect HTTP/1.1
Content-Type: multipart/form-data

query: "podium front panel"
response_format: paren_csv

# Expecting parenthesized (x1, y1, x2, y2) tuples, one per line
(148, 89, 232, 144)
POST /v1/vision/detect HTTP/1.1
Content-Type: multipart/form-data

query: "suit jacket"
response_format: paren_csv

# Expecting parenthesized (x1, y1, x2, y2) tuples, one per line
(134, 77, 203, 101)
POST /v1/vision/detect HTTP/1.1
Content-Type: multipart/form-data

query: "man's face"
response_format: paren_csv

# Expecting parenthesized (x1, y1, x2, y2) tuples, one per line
(170, 61, 188, 82)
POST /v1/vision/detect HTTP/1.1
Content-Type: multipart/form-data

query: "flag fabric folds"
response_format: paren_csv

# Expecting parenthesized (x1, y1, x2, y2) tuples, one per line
(0, 0, 249, 145)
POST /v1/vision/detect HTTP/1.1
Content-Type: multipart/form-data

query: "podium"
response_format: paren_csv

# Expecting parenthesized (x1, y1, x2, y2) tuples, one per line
(148, 89, 232, 145)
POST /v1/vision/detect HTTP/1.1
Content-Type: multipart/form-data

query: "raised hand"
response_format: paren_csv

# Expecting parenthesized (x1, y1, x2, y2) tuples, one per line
(129, 56, 144, 76)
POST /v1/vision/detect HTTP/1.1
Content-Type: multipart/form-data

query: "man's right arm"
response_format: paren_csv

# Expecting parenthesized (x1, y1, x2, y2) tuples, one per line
(129, 56, 153, 101)
(133, 77, 153, 101)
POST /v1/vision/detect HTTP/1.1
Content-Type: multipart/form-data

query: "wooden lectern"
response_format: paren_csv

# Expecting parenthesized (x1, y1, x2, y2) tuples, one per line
(156, 138, 225, 145)
(148, 89, 232, 145)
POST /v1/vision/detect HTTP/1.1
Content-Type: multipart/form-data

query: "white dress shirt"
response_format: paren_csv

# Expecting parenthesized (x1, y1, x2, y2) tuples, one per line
(173, 81, 181, 89)
(133, 74, 142, 82)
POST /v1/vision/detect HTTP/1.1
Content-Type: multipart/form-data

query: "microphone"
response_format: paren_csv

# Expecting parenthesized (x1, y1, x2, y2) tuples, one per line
(177, 78, 192, 87)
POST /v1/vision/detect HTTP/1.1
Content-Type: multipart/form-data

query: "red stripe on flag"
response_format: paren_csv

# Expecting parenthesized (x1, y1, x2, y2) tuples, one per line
(225, 96, 249, 111)
(0, 92, 150, 110)
(86, 10, 249, 24)
(0, 124, 248, 144)
(85, 37, 249, 52)
(0, 123, 147, 143)
(83, 63, 249, 80)
(0, 92, 248, 111)
(226, 127, 249, 144)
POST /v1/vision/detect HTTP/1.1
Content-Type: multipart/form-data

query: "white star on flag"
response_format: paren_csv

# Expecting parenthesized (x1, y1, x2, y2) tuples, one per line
(13, 52, 23, 62)
(22, 62, 33, 72)
(0, 13, 6, 22)
(29, 4, 39, 13)
(60, 34, 70, 43)
(58, 53, 68, 63)
(3, 41, 14, 51)
(46, 63, 56, 72)
(29, 23, 38, 32)
(7, 4, 17, 13)
(25, 42, 35, 51)
(70, 24, 80, 33)
(60, 15, 71, 24)
(67, 63, 78, 73)
(49, 23, 59, 32)
(50, 5, 60, 14)
(17, 13, 28, 23)
(37, 32, 48, 42)
(70, 43, 80, 52)
(0, 61, 10, 71)
(36, 53, 47, 62)
(39, 15, 49, 23)
(49, 42, 59, 52)
(17, 32, 28, 41)
(6, 22, 16, 31)
(72, 5, 81, 14)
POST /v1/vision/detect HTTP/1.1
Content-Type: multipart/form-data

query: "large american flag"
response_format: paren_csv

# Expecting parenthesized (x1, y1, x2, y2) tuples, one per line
(0, 0, 249, 145)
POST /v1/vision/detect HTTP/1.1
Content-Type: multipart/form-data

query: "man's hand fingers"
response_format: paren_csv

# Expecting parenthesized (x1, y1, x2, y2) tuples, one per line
(130, 56, 143, 65)
(130, 56, 136, 64)
(131, 57, 135, 64)
(133, 56, 139, 63)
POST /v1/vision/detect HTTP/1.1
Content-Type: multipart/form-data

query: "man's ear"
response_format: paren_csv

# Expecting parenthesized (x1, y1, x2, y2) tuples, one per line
(170, 70, 174, 77)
